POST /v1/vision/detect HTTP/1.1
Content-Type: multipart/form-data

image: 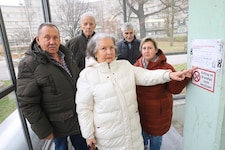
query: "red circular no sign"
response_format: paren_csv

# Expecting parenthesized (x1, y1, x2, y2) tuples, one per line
(193, 70, 200, 82)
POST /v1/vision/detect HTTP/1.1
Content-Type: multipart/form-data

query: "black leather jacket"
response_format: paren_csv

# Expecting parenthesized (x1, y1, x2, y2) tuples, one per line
(66, 31, 95, 70)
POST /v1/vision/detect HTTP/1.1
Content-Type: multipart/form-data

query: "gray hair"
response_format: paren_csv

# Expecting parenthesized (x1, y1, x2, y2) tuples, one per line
(80, 11, 96, 24)
(86, 33, 117, 59)
(121, 22, 134, 32)
(37, 22, 59, 36)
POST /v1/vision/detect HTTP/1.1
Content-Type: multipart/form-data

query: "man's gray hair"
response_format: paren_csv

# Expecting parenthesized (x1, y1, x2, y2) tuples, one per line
(121, 22, 134, 32)
(80, 11, 96, 23)
(37, 22, 59, 36)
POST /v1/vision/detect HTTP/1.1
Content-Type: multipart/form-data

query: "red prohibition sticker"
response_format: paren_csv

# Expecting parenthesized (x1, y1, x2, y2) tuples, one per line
(193, 70, 200, 82)
(191, 68, 216, 92)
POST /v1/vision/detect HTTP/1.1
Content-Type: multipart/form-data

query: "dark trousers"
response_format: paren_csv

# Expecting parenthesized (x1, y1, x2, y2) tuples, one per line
(53, 133, 89, 150)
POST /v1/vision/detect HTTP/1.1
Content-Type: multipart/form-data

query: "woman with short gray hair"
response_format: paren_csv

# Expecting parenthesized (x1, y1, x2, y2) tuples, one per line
(86, 33, 117, 60)
(76, 33, 194, 150)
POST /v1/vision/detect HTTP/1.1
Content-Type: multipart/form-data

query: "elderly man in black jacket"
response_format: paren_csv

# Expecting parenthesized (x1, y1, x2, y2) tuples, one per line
(16, 22, 89, 150)
(65, 12, 96, 70)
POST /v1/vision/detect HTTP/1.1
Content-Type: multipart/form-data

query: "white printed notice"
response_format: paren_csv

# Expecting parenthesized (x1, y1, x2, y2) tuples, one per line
(192, 68, 215, 92)
(190, 39, 224, 72)
(0, 0, 25, 6)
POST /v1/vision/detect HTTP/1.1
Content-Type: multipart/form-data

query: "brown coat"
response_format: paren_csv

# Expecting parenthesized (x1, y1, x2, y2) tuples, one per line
(134, 50, 190, 136)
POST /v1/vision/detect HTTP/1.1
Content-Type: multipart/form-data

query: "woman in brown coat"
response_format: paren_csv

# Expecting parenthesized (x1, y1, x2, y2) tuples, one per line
(134, 37, 192, 150)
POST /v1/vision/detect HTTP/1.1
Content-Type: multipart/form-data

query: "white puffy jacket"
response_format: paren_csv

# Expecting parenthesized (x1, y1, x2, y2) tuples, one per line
(76, 58, 171, 150)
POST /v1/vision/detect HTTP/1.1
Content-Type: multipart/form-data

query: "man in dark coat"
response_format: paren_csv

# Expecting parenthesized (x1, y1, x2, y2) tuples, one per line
(65, 12, 96, 70)
(16, 22, 89, 150)
(117, 22, 141, 64)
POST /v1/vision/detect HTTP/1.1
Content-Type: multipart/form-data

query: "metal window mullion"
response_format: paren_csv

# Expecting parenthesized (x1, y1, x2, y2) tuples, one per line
(41, 0, 52, 22)
(0, 7, 33, 150)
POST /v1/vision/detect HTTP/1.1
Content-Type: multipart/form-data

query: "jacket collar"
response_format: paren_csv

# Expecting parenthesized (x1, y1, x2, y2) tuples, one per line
(27, 38, 72, 64)
(81, 31, 96, 40)
(85, 57, 117, 72)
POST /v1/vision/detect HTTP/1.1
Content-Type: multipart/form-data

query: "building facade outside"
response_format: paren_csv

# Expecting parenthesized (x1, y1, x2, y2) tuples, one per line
(1, 0, 188, 48)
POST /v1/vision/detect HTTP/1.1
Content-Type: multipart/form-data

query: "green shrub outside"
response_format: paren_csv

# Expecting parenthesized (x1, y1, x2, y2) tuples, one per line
(0, 80, 16, 123)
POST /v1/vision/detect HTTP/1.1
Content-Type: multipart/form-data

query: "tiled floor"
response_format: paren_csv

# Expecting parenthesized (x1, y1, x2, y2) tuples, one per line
(161, 126, 183, 150)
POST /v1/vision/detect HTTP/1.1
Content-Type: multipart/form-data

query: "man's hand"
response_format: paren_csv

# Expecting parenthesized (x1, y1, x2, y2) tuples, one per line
(45, 133, 54, 140)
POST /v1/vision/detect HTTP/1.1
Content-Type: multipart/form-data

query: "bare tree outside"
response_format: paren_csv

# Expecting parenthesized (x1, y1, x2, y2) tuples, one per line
(7, 0, 36, 59)
(51, 0, 124, 40)
(9, 0, 35, 46)
(95, 1, 122, 38)
(162, 0, 188, 46)
(23, 0, 33, 42)
(124, 0, 169, 38)
(119, 0, 188, 47)
(51, 0, 89, 40)
(12, 27, 30, 57)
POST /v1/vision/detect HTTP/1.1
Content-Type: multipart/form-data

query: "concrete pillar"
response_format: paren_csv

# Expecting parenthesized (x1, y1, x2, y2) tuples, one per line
(183, 0, 225, 150)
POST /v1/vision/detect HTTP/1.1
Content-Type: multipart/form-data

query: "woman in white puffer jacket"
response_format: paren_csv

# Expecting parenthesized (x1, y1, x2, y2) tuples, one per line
(75, 33, 193, 150)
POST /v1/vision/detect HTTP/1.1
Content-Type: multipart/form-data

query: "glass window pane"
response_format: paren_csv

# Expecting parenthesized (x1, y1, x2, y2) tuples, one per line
(0, 92, 28, 150)
(0, 0, 46, 149)
(0, 92, 16, 122)
(49, 0, 188, 53)
(0, 42, 13, 93)
(1, 0, 44, 62)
